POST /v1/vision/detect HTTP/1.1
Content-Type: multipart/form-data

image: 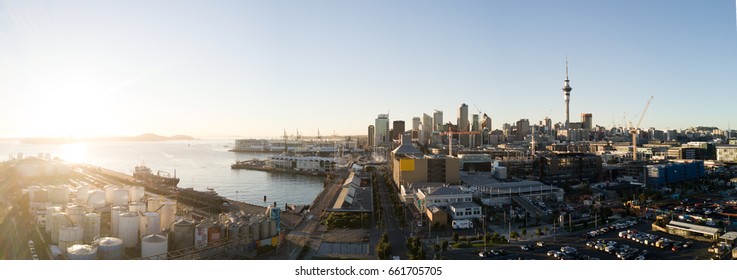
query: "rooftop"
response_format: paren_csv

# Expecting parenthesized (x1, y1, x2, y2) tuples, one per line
(450, 201, 481, 209)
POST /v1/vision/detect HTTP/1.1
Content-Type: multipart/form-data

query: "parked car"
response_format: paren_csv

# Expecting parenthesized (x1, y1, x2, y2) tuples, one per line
(536, 241, 545, 247)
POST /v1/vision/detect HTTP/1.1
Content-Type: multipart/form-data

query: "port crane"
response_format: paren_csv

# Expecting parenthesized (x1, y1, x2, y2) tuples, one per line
(440, 127, 479, 156)
(628, 96, 654, 161)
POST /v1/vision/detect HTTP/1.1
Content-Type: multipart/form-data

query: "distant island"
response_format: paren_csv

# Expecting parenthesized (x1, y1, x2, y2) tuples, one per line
(15, 133, 196, 144)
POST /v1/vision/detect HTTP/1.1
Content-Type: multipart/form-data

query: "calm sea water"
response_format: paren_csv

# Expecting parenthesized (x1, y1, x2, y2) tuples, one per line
(0, 140, 324, 206)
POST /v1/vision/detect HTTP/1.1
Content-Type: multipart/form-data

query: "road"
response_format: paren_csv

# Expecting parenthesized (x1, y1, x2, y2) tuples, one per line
(375, 170, 408, 259)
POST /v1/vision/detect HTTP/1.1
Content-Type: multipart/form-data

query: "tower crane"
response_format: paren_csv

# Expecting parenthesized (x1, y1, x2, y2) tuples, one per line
(440, 126, 480, 156)
(628, 96, 654, 161)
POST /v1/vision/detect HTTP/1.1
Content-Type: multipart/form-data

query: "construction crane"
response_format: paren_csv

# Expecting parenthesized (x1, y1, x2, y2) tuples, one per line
(440, 127, 480, 156)
(629, 96, 654, 161)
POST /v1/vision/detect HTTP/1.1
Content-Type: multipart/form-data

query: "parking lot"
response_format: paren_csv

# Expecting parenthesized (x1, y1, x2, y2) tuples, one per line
(467, 219, 718, 260)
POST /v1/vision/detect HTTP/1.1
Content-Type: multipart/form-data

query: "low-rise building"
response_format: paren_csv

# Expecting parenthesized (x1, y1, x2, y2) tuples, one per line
(449, 201, 482, 220)
(414, 185, 472, 213)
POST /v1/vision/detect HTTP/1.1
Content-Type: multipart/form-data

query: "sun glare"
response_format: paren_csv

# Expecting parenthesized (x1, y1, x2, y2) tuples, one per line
(61, 142, 88, 163)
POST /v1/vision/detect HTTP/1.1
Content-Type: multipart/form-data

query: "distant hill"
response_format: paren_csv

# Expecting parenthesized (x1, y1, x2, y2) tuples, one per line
(17, 134, 196, 144)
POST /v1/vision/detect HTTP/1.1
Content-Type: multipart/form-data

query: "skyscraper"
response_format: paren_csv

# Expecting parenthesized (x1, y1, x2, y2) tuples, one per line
(433, 110, 443, 132)
(368, 125, 375, 147)
(375, 114, 390, 145)
(581, 113, 593, 130)
(458, 103, 469, 146)
(422, 113, 433, 144)
(562, 60, 573, 128)
(392, 120, 405, 141)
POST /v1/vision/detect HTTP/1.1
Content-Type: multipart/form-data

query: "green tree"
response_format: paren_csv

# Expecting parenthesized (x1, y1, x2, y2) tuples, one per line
(510, 231, 519, 240)
(452, 232, 459, 243)
(521, 228, 527, 239)
(536, 227, 543, 237)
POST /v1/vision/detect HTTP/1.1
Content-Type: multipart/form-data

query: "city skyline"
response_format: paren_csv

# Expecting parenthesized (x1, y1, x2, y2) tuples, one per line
(2, 1, 736, 139)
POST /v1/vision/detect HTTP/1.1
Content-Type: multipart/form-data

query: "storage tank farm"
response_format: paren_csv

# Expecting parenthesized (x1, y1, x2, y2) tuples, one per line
(139, 212, 161, 239)
(111, 206, 128, 237)
(118, 212, 140, 248)
(96, 237, 124, 260)
(170, 219, 195, 251)
(141, 234, 168, 260)
(66, 244, 97, 260)
(76, 185, 90, 205)
(83, 212, 101, 243)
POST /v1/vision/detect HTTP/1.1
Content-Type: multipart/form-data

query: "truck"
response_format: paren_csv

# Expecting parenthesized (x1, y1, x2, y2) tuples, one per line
(452, 219, 474, 230)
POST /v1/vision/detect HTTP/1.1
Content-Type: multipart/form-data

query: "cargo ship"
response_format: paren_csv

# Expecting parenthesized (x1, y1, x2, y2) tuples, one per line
(133, 165, 180, 187)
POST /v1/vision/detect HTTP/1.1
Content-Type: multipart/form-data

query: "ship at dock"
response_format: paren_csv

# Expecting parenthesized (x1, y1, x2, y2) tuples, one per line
(133, 165, 180, 188)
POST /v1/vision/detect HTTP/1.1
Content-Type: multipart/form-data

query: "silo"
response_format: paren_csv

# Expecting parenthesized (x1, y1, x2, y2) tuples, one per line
(141, 234, 168, 260)
(228, 222, 240, 239)
(207, 224, 221, 245)
(119, 212, 140, 248)
(139, 212, 161, 239)
(50, 185, 69, 205)
(76, 185, 90, 204)
(51, 212, 70, 244)
(104, 185, 117, 204)
(238, 221, 250, 238)
(249, 222, 260, 241)
(194, 221, 210, 248)
(159, 201, 176, 231)
(110, 206, 128, 237)
(269, 219, 277, 237)
(147, 197, 162, 213)
(129, 201, 146, 214)
(170, 219, 195, 251)
(58, 225, 84, 252)
(259, 219, 269, 240)
(83, 213, 101, 243)
(128, 186, 144, 203)
(66, 244, 97, 260)
(96, 237, 124, 260)
(67, 204, 85, 227)
(112, 188, 129, 207)
(45, 206, 62, 234)
(28, 185, 41, 204)
(33, 189, 49, 204)
(87, 190, 106, 208)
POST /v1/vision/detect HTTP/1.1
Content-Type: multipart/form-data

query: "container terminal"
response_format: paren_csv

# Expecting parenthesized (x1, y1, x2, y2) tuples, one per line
(0, 156, 350, 260)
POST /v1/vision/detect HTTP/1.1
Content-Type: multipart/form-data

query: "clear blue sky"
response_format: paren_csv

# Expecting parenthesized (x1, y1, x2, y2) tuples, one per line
(1, 0, 735, 139)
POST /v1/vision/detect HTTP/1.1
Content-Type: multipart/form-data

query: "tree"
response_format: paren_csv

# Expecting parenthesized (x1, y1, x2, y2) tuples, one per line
(536, 227, 543, 237)
(452, 232, 459, 243)
(441, 240, 449, 253)
(510, 231, 519, 240)
(521, 228, 527, 239)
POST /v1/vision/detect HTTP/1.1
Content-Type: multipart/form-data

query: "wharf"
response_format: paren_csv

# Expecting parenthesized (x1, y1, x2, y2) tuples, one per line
(231, 160, 326, 177)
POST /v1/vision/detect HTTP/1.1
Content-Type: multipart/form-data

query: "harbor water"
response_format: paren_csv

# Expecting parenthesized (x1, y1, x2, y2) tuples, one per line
(0, 140, 325, 206)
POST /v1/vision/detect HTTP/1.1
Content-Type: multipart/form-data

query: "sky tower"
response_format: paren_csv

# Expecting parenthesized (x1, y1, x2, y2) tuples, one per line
(562, 60, 572, 128)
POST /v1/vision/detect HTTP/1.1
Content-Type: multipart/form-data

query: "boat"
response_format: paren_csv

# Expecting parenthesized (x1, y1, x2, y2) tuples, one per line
(133, 164, 180, 187)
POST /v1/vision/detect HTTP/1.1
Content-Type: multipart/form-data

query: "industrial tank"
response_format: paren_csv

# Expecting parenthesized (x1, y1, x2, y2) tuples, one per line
(141, 234, 168, 260)
(66, 244, 97, 260)
(96, 237, 124, 260)
(269, 219, 277, 238)
(75, 185, 90, 204)
(118, 212, 140, 248)
(45, 206, 62, 234)
(67, 204, 85, 227)
(87, 190, 106, 208)
(112, 188, 129, 207)
(83, 213, 101, 243)
(139, 212, 161, 239)
(104, 185, 117, 204)
(128, 201, 146, 214)
(207, 223, 221, 245)
(159, 201, 176, 231)
(249, 222, 260, 241)
(238, 221, 250, 238)
(58, 225, 84, 252)
(194, 221, 210, 248)
(128, 186, 144, 203)
(259, 219, 269, 240)
(51, 212, 70, 244)
(111, 206, 128, 237)
(228, 222, 240, 239)
(147, 197, 162, 213)
(49, 185, 70, 205)
(170, 219, 195, 251)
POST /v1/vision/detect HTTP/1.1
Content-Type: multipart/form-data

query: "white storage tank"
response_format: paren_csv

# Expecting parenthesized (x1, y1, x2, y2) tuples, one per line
(139, 212, 161, 239)
(170, 219, 195, 251)
(49, 185, 70, 205)
(238, 221, 250, 238)
(51, 212, 70, 244)
(104, 185, 117, 204)
(87, 190, 106, 208)
(59, 225, 84, 252)
(147, 197, 162, 213)
(28, 185, 41, 204)
(194, 221, 210, 248)
(67, 204, 85, 227)
(228, 222, 240, 239)
(119, 212, 140, 248)
(128, 186, 144, 203)
(141, 234, 168, 260)
(129, 201, 146, 214)
(75, 185, 90, 204)
(269, 219, 278, 237)
(159, 201, 176, 231)
(83, 213, 101, 243)
(111, 206, 128, 237)
(259, 219, 269, 240)
(45, 206, 62, 234)
(112, 188, 129, 207)
(66, 244, 97, 260)
(249, 222, 260, 241)
(96, 237, 124, 260)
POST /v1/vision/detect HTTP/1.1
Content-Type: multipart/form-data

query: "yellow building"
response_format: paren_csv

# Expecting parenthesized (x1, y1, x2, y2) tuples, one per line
(390, 134, 460, 187)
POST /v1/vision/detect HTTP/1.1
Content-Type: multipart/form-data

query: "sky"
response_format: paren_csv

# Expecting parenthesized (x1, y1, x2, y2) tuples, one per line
(1, 0, 736, 139)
